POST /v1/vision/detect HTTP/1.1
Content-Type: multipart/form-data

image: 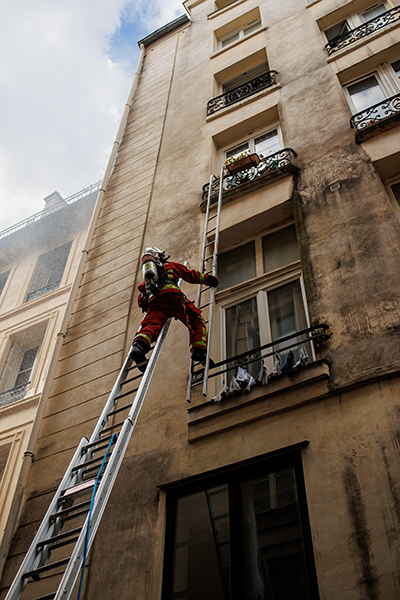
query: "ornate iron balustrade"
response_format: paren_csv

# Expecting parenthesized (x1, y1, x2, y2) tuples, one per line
(201, 148, 297, 204)
(191, 324, 330, 387)
(0, 382, 30, 408)
(350, 92, 400, 131)
(26, 280, 62, 303)
(325, 6, 400, 55)
(206, 70, 278, 116)
(0, 180, 101, 241)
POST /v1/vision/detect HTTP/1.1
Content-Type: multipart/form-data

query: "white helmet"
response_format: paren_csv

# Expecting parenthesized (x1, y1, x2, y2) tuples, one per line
(140, 247, 169, 265)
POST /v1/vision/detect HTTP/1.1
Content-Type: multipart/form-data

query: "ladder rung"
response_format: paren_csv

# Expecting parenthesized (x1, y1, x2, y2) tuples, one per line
(81, 461, 109, 477)
(60, 479, 95, 499)
(208, 227, 216, 234)
(107, 402, 132, 418)
(82, 433, 117, 453)
(28, 593, 56, 600)
(207, 213, 217, 220)
(101, 420, 125, 435)
(49, 500, 91, 523)
(37, 527, 82, 550)
(24, 558, 70, 580)
(111, 387, 138, 403)
(199, 303, 210, 310)
(71, 453, 111, 473)
(120, 372, 142, 386)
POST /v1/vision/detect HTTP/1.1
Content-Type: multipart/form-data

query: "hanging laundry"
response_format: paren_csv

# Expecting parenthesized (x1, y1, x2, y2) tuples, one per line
(269, 353, 282, 379)
(282, 350, 295, 373)
(256, 360, 269, 385)
(211, 379, 229, 402)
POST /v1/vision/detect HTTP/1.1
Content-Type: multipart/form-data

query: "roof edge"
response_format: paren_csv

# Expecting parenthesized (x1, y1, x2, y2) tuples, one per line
(137, 14, 191, 47)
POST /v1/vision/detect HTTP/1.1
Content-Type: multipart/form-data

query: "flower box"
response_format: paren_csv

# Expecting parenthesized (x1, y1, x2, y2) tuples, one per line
(225, 153, 260, 175)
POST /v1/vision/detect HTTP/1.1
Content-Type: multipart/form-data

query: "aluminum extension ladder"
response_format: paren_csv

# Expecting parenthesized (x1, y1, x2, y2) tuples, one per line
(186, 168, 223, 402)
(4, 276, 186, 600)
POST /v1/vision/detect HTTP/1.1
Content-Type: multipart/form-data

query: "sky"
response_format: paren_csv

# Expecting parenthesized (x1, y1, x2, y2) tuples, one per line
(0, 0, 185, 232)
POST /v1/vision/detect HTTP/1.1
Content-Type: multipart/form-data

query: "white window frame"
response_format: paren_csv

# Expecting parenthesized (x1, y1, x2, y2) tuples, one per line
(218, 18, 262, 49)
(385, 177, 400, 222)
(219, 124, 283, 170)
(344, 66, 400, 114)
(215, 228, 313, 374)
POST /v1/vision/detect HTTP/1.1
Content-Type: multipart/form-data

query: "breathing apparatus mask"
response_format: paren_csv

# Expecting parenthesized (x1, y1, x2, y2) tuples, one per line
(141, 247, 170, 294)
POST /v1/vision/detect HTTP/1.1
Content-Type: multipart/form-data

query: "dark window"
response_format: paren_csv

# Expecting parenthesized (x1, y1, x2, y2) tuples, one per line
(162, 451, 319, 600)
(324, 20, 350, 43)
(218, 242, 256, 291)
(223, 63, 270, 93)
(26, 241, 72, 302)
(0, 270, 10, 297)
(391, 182, 400, 207)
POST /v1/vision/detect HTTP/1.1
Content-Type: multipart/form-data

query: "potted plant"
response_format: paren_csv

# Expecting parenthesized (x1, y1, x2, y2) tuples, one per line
(224, 151, 260, 175)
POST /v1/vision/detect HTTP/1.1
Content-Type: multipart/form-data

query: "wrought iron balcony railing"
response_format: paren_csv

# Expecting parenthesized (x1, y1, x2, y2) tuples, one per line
(0, 382, 30, 408)
(201, 148, 297, 206)
(206, 70, 278, 116)
(26, 280, 62, 303)
(325, 6, 400, 55)
(190, 324, 330, 391)
(350, 92, 400, 132)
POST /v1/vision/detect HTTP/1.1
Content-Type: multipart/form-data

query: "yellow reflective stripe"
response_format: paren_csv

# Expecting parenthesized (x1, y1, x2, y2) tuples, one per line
(136, 333, 152, 345)
(200, 273, 206, 284)
(161, 284, 180, 291)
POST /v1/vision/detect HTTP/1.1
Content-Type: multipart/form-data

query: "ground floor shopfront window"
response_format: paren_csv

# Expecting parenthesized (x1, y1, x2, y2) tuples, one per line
(162, 451, 319, 600)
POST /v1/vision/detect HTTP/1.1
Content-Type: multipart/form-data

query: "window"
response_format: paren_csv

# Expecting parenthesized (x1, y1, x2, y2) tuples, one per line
(392, 59, 400, 78)
(218, 226, 308, 373)
(0, 271, 10, 297)
(362, 3, 388, 21)
(322, 2, 395, 54)
(346, 74, 386, 112)
(224, 128, 281, 166)
(219, 19, 261, 48)
(162, 450, 319, 600)
(324, 20, 351, 44)
(26, 240, 72, 302)
(391, 182, 400, 206)
(222, 62, 270, 94)
(0, 322, 46, 407)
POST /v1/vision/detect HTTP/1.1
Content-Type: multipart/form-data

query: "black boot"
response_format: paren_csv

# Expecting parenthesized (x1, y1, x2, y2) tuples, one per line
(191, 347, 215, 368)
(130, 339, 150, 372)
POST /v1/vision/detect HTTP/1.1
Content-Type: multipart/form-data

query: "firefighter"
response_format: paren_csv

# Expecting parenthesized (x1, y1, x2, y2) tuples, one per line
(130, 247, 218, 370)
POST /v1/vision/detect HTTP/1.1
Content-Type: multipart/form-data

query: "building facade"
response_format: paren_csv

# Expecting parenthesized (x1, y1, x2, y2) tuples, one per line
(1, 0, 400, 598)
(0, 185, 98, 558)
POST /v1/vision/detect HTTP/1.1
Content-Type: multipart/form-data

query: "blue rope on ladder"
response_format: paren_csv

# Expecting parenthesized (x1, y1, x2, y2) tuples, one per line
(77, 433, 116, 600)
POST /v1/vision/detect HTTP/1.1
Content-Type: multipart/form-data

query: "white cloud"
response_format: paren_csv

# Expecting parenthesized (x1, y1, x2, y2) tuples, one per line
(0, 0, 185, 232)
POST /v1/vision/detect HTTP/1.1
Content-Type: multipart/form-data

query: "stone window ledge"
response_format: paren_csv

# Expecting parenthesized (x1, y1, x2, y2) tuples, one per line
(187, 360, 330, 442)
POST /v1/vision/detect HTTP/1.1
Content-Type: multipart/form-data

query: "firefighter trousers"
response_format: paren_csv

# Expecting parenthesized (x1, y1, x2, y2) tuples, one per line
(134, 292, 207, 350)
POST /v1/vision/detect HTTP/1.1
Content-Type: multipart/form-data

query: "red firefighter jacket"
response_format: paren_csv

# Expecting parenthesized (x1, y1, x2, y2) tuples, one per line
(137, 261, 213, 309)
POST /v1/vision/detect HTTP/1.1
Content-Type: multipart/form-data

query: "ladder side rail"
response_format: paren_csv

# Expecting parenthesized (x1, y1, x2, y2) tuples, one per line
(4, 438, 89, 600)
(187, 175, 216, 403)
(196, 173, 216, 307)
(54, 272, 188, 600)
(88, 352, 131, 446)
(202, 167, 224, 397)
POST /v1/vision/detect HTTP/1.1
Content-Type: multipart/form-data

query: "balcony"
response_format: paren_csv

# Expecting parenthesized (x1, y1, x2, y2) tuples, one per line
(325, 6, 400, 55)
(206, 70, 278, 116)
(0, 382, 30, 408)
(201, 148, 297, 211)
(187, 325, 330, 440)
(350, 93, 400, 143)
(26, 280, 62, 303)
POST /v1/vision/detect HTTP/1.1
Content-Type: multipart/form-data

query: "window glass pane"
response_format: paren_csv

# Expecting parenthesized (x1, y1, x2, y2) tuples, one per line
(241, 468, 311, 600)
(243, 19, 261, 36)
(218, 242, 256, 290)
(223, 63, 270, 93)
(14, 347, 38, 388)
(0, 271, 10, 297)
(391, 182, 400, 207)
(362, 4, 387, 21)
(226, 297, 260, 377)
(347, 75, 386, 112)
(262, 226, 300, 273)
(325, 20, 350, 42)
(254, 130, 280, 158)
(173, 485, 230, 600)
(392, 60, 400, 76)
(226, 142, 250, 160)
(221, 31, 240, 47)
(268, 280, 307, 356)
(27, 241, 72, 302)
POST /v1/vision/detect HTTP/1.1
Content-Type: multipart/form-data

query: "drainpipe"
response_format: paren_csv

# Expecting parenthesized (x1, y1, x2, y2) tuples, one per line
(0, 44, 146, 580)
